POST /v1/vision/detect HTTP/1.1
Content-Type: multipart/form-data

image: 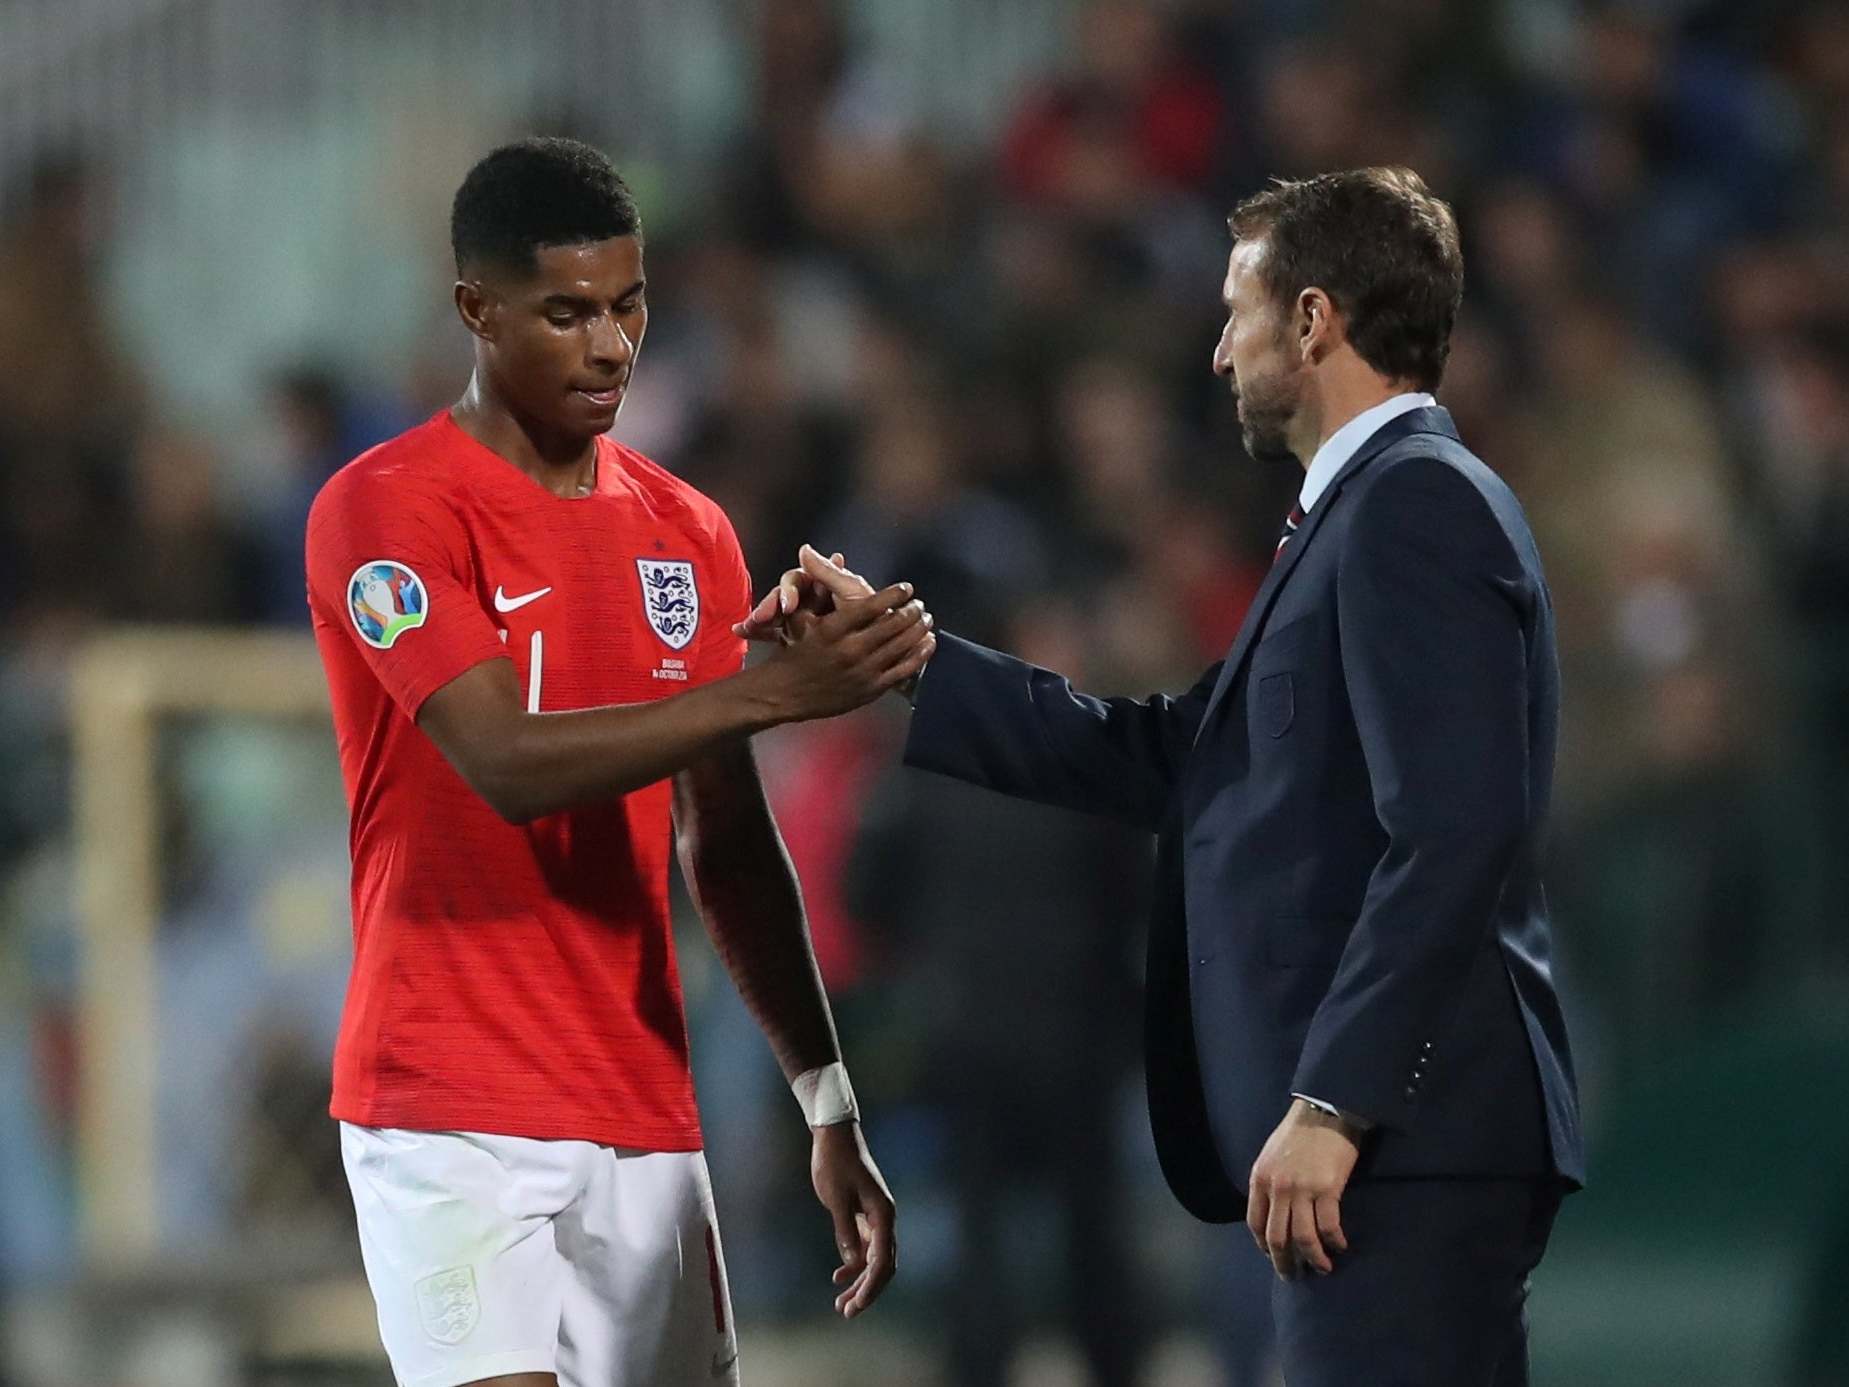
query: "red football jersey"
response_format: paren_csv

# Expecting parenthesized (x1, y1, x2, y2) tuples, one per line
(305, 411, 752, 1151)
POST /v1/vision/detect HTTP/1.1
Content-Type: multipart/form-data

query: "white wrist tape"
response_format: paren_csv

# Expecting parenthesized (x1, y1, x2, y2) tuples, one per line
(792, 1062, 859, 1127)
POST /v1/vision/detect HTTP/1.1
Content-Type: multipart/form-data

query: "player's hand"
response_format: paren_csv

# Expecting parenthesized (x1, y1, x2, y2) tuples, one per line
(1246, 1098, 1362, 1279)
(733, 546, 873, 642)
(755, 575, 934, 721)
(810, 1122, 897, 1319)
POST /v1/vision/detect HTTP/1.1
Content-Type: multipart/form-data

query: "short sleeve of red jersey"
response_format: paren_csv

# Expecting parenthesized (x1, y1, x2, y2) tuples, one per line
(305, 475, 510, 718)
(696, 511, 752, 683)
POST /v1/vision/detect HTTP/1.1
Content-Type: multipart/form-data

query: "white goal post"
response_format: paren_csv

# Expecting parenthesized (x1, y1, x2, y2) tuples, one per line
(69, 627, 331, 1267)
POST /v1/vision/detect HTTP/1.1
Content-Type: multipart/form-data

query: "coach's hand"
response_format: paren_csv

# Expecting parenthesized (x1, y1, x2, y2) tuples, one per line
(811, 1122, 897, 1319)
(1247, 1098, 1362, 1279)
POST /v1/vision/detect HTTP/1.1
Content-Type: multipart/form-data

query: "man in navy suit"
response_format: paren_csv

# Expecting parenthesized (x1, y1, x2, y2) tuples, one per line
(740, 167, 1582, 1386)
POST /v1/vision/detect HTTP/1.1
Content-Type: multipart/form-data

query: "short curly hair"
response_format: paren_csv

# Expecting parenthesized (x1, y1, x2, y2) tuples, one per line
(1228, 167, 1463, 393)
(450, 137, 641, 277)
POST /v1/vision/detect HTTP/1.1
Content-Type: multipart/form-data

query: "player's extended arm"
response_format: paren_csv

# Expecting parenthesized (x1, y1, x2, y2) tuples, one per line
(417, 583, 933, 824)
(744, 548, 1217, 830)
(673, 743, 897, 1320)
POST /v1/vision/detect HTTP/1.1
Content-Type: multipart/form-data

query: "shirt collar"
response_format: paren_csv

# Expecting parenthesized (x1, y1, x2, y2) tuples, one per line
(1298, 392, 1435, 513)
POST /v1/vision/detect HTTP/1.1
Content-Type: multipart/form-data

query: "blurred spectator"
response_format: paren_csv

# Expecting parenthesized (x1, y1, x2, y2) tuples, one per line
(246, 366, 411, 622)
(0, 435, 123, 641)
(756, 709, 895, 992)
(234, 1027, 351, 1236)
(723, 0, 954, 295)
(1469, 178, 1585, 350)
(1554, 8, 1799, 339)
(997, 0, 1232, 316)
(667, 238, 860, 571)
(1253, 42, 1380, 177)
(816, 390, 1049, 647)
(117, 428, 264, 626)
(1516, 292, 1763, 806)
(1046, 355, 1265, 655)
(0, 156, 145, 639)
(1710, 318, 1849, 971)
(0, 153, 143, 458)
(1001, 0, 1227, 220)
(1050, 355, 1184, 555)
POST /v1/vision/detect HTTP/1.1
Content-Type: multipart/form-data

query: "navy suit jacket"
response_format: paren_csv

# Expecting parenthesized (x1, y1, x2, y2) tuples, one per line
(904, 407, 1584, 1222)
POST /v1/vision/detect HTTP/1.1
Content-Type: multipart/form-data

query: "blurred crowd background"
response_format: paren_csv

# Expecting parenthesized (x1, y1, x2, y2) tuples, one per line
(2, 0, 1847, 1384)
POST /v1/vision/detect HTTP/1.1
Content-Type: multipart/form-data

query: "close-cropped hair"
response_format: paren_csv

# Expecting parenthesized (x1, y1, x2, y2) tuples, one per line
(450, 136, 641, 277)
(1228, 167, 1464, 392)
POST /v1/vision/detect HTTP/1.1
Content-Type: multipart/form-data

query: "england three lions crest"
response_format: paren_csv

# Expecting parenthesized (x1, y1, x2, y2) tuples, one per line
(414, 1266, 479, 1345)
(637, 558, 700, 650)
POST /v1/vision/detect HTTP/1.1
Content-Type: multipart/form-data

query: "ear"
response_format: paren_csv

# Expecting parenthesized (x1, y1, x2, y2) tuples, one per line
(1296, 287, 1337, 366)
(454, 279, 495, 342)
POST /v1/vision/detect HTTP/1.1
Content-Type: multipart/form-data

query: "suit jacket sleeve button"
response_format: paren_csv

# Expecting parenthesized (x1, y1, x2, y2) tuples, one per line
(1402, 1085, 1417, 1100)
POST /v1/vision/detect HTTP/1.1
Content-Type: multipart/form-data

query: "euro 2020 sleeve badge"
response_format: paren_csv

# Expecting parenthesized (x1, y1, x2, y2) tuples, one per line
(348, 560, 429, 649)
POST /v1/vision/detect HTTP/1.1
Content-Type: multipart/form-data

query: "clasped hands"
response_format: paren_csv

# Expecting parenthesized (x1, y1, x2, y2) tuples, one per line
(735, 545, 936, 714)
(734, 544, 895, 641)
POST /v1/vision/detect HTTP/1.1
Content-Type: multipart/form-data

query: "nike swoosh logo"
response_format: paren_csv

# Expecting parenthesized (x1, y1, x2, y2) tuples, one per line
(710, 1351, 738, 1378)
(493, 585, 552, 613)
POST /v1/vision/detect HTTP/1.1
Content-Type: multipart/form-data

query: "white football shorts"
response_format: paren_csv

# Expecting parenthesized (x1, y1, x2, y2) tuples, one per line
(339, 1123, 738, 1387)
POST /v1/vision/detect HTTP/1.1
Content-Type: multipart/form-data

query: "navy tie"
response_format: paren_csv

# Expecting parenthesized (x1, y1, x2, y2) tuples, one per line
(1274, 501, 1306, 564)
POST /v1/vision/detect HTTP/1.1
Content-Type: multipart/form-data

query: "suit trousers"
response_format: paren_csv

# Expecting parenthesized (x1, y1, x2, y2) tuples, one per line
(1270, 1177, 1564, 1387)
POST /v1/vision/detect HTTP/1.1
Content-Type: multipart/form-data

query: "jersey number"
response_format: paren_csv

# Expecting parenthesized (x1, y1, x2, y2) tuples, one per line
(500, 628, 544, 712)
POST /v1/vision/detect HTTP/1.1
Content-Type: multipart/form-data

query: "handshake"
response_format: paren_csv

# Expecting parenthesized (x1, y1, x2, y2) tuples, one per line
(732, 544, 937, 724)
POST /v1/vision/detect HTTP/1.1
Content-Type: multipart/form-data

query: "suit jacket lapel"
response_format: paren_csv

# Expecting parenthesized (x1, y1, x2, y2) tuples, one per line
(1193, 407, 1459, 742)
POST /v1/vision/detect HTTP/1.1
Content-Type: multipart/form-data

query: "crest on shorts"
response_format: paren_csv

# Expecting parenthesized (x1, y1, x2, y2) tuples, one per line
(348, 560, 428, 650)
(414, 1266, 479, 1345)
(636, 557, 700, 650)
